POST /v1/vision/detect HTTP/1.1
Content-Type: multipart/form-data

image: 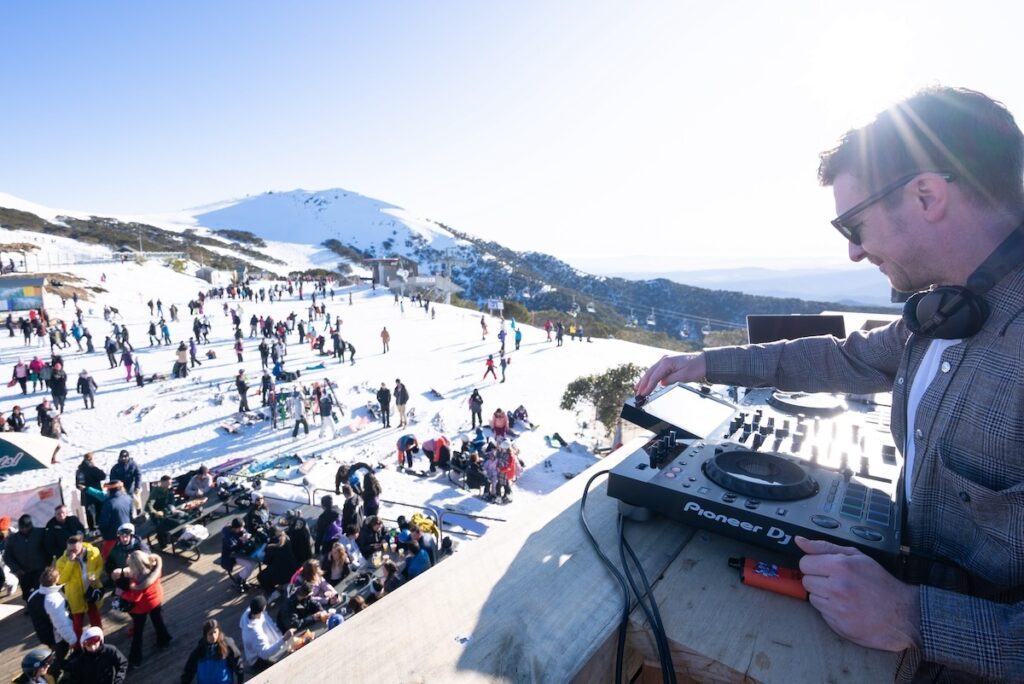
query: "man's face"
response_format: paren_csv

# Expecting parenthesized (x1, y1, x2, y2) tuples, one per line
(67, 540, 83, 556)
(118, 531, 132, 546)
(54, 507, 67, 522)
(832, 173, 931, 293)
(83, 636, 102, 653)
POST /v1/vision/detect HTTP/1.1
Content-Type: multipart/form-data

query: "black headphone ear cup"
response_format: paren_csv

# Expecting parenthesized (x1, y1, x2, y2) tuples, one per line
(904, 287, 989, 339)
(902, 291, 928, 334)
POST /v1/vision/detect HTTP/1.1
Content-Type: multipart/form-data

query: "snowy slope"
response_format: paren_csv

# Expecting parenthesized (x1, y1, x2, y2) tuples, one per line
(0, 231, 671, 535)
(191, 189, 465, 260)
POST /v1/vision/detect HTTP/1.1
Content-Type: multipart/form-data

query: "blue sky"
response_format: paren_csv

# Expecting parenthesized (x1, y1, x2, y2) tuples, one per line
(2, 1, 1021, 270)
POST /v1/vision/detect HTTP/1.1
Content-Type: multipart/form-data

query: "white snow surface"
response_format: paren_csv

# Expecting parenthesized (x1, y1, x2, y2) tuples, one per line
(191, 188, 464, 260)
(0, 236, 671, 536)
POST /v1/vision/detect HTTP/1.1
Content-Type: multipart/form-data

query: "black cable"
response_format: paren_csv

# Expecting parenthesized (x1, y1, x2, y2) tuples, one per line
(620, 520, 677, 684)
(579, 470, 630, 683)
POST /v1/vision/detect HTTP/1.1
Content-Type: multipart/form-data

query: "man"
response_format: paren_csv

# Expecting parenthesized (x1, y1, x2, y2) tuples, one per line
(14, 646, 54, 684)
(409, 525, 438, 567)
(185, 465, 215, 498)
(317, 391, 335, 439)
(76, 369, 98, 409)
(76, 452, 106, 531)
(145, 474, 182, 548)
(260, 369, 274, 407)
(64, 626, 129, 684)
(97, 481, 133, 559)
(55, 534, 104, 638)
(393, 378, 409, 428)
(380, 326, 390, 353)
(49, 362, 68, 413)
(43, 504, 85, 561)
(236, 369, 250, 414)
(3, 514, 47, 603)
(109, 449, 142, 515)
(290, 390, 308, 438)
(314, 495, 341, 556)
(239, 595, 295, 674)
(103, 523, 149, 583)
(26, 567, 77, 679)
(637, 87, 1024, 682)
(376, 382, 392, 427)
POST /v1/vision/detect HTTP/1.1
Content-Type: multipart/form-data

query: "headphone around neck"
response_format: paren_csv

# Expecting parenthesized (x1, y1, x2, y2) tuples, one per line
(903, 227, 1024, 339)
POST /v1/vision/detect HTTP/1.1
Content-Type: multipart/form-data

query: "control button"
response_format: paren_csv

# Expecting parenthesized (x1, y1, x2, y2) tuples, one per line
(688, 476, 697, 482)
(810, 515, 840, 529)
(681, 483, 690, 489)
(664, 472, 676, 479)
(851, 526, 884, 542)
(722, 493, 737, 503)
(744, 499, 760, 510)
(671, 467, 682, 473)
(697, 486, 711, 495)
(776, 507, 787, 516)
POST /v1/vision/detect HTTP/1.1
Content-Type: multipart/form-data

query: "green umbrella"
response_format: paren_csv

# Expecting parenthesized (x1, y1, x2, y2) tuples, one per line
(0, 433, 56, 476)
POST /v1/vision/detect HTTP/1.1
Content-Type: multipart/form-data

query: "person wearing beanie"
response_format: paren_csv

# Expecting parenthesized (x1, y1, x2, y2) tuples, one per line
(64, 626, 129, 684)
(220, 518, 256, 594)
(239, 595, 294, 674)
(3, 514, 47, 604)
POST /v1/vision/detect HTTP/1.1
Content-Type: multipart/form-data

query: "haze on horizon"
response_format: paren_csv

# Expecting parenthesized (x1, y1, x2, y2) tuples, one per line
(1, 1, 1020, 272)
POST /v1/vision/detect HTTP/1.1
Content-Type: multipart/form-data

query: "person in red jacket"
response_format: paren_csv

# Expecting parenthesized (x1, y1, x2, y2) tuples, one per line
(482, 355, 497, 381)
(113, 551, 172, 667)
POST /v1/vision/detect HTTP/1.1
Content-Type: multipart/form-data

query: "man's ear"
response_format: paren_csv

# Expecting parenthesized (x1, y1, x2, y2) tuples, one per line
(913, 173, 950, 221)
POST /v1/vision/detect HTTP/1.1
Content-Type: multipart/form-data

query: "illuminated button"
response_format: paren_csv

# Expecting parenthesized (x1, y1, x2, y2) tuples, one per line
(671, 467, 682, 473)
(665, 472, 676, 479)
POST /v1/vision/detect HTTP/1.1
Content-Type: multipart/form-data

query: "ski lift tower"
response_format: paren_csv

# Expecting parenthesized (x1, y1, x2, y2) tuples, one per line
(439, 249, 469, 305)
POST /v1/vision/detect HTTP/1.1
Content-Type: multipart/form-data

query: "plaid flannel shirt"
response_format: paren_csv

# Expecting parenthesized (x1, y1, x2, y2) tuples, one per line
(704, 265, 1024, 682)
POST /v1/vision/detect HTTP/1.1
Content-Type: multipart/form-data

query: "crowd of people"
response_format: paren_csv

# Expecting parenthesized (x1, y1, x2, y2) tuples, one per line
(0, 268, 544, 682)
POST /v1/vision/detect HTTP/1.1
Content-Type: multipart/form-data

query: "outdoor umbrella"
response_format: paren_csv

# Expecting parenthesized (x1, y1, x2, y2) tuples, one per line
(0, 432, 57, 476)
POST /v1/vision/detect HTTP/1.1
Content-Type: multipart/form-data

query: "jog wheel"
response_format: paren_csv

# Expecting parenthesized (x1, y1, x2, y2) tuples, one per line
(703, 447, 818, 501)
(768, 391, 846, 417)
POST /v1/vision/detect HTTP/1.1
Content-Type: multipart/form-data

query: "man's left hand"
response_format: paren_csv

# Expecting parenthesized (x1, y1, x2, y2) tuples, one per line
(796, 536, 921, 652)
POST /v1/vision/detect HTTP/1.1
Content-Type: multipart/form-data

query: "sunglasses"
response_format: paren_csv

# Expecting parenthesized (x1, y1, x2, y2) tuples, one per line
(831, 172, 954, 245)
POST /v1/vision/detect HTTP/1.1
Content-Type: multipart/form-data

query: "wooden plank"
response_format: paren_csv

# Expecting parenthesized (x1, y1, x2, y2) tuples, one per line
(256, 439, 694, 683)
(628, 532, 898, 683)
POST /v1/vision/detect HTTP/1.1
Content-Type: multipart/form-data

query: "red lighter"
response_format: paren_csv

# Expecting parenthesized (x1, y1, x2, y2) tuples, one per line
(728, 557, 808, 600)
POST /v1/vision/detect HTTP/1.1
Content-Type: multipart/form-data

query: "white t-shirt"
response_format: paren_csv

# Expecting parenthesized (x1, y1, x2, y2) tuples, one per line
(904, 338, 961, 502)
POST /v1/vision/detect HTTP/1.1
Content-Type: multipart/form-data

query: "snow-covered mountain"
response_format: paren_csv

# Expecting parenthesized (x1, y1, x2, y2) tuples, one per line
(190, 189, 463, 259)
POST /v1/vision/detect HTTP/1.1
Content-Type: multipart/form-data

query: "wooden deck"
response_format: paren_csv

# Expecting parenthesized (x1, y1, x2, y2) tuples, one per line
(0, 536, 251, 683)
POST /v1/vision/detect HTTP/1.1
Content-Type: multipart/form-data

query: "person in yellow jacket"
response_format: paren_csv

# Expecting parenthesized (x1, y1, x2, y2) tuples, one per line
(55, 534, 103, 639)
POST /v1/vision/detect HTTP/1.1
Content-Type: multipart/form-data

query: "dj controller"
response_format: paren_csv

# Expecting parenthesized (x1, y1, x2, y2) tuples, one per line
(608, 383, 905, 570)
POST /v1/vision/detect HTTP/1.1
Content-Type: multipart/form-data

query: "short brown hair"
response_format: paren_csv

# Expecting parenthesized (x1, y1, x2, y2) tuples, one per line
(819, 86, 1024, 213)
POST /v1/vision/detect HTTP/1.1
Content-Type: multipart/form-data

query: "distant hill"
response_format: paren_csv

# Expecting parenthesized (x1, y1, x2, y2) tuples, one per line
(607, 267, 899, 308)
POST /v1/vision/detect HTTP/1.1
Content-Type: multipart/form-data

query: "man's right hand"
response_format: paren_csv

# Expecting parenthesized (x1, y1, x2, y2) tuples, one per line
(635, 352, 707, 397)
